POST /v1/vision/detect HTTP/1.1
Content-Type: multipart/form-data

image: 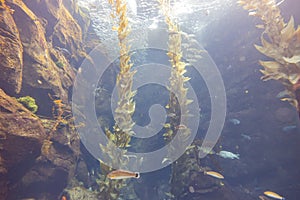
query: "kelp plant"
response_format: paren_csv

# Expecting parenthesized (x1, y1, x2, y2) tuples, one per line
(158, 0, 200, 199)
(0, 0, 14, 14)
(158, 0, 193, 161)
(238, 0, 300, 116)
(96, 0, 136, 199)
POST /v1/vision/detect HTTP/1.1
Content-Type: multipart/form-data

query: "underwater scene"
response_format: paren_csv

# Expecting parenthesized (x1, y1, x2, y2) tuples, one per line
(0, 0, 300, 199)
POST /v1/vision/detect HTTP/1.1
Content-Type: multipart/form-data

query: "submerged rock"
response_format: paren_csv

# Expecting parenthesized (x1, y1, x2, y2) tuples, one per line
(9, 0, 74, 103)
(0, 88, 47, 199)
(23, 0, 87, 66)
(0, 0, 97, 116)
(7, 115, 81, 199)
(0, 0, 97, 199)
(0, 6, 23, 94)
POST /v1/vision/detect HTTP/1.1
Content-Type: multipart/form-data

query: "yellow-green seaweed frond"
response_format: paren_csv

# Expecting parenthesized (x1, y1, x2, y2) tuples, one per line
(97, 1, 136, 199)
(108, 0, 136, 137)
(158, 0, 193, 144)
(158, 0, 197, 198)
(238, 0, 300, 111)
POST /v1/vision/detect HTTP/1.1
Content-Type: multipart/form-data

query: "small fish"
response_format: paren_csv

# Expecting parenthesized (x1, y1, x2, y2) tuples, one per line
(256, 24, 265, 29)
(188, 186, 195, 193)
(167, 113, 176, 118)
(61, 196, 67, 200)
(276, 90, 290, 98)
(282, 125, 297, 132)
(241, 133, 251, 140)
(217, 150, 240, 159)
(204, 171, 224, 179)
(162, 158, 172, 165)
(259, 195, 270, 200)
(263, 191, 285, 200)
(91, 168, 95, 175)
(107, 170, 140, 180)
(229, 118, 240, 125)
(175, 124, 187, 130)
(53, 99, 62, 104)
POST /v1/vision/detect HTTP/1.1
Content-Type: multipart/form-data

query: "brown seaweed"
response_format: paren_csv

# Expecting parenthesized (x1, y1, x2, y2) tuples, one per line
(96, 0, 136, 199)
(157, 0, 198, 199)
(238, 0, 300, 116)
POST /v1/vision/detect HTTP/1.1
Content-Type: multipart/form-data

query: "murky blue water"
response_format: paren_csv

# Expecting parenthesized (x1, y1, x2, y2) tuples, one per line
(2, 0, 300, 199)
(85, 0, 300, 199)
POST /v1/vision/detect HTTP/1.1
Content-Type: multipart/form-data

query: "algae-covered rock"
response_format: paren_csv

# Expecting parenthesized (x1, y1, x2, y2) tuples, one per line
(8, 0, 72, 103)
(23, 0, 87, 66)
(62, 0, 91, 40)
(0, 0, 77, 116)
(0, 5, 23, 94)
(8, 116, 81, 199)
(0, 88, 47, 199)
(0, 0, 96, 198)
(1, 0, 92, 113)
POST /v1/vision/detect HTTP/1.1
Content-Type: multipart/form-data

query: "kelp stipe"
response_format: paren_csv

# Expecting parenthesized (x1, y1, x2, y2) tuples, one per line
(158, 0, 192, 150)
(158, 0, 201, 198)
(238, 0, 300, 117)
(96, 0, 136, 199)
(108, 0, 136, 143)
